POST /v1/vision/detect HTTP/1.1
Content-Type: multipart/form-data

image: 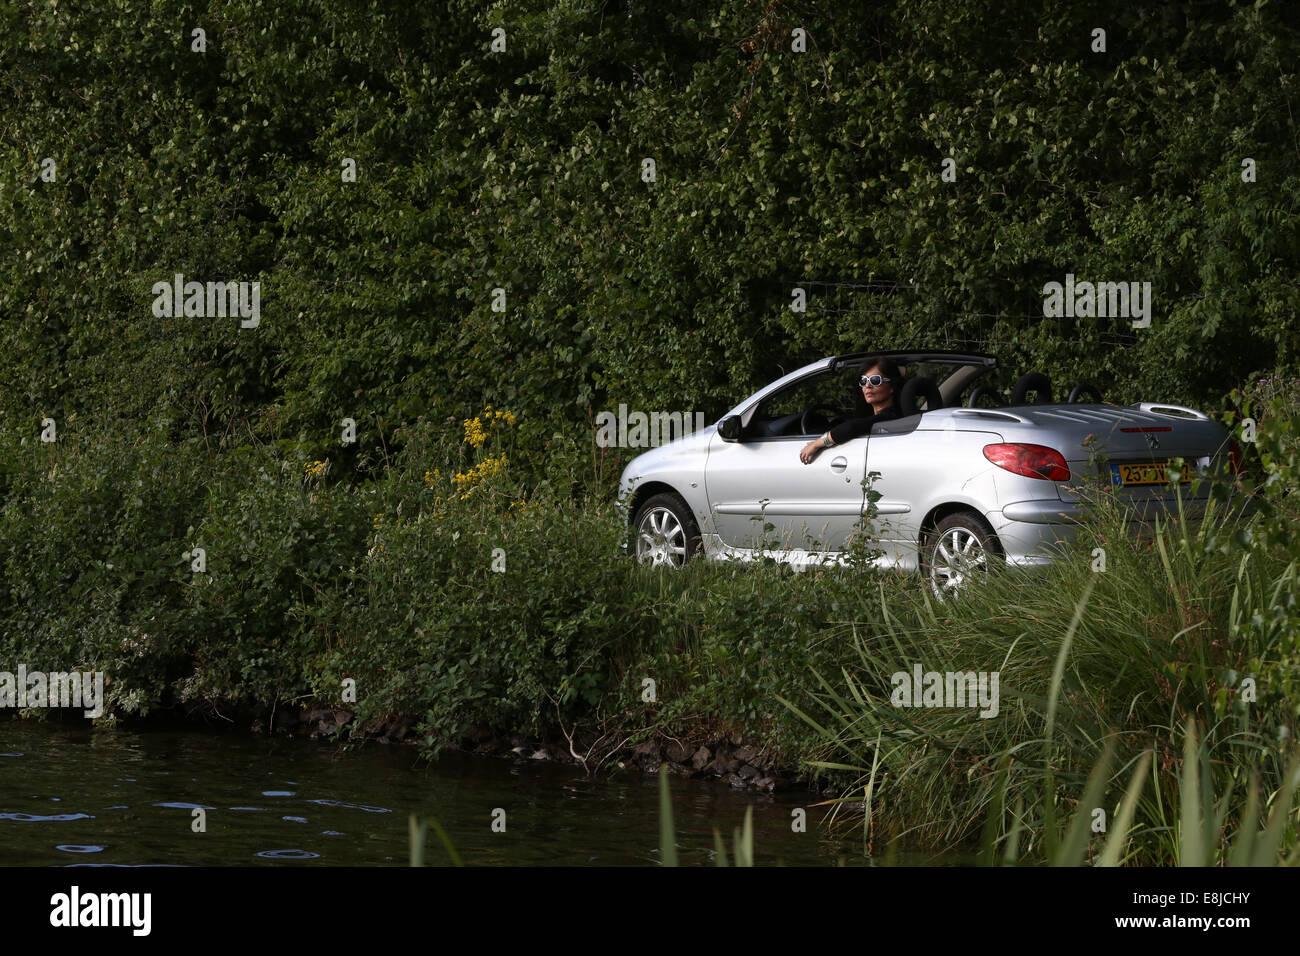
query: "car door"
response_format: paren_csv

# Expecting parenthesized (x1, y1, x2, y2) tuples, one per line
(704, 369, 871, 553)
(705, 434, 870, 552)
(860, 422, 922, 567)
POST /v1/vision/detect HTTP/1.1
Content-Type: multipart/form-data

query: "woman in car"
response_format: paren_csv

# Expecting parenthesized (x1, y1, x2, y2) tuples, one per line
(800, 357, 904, 464)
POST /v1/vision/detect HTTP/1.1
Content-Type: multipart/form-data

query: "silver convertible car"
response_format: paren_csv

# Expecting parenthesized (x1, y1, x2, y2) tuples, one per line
(618, 350, 1241, 595)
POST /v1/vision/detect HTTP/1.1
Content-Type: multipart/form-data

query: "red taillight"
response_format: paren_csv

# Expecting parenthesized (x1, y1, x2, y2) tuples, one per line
(1228, 438, 1244, 476)
(983, 443, 1071, 481)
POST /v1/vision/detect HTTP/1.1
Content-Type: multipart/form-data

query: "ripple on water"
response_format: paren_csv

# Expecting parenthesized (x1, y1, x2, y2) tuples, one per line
(262, 791, 295, 797)
(153, 802, 215, 810)
(306, 799, 389, 813)
(65, 863, 187, 868)
(56, 845, 105, 854)
(256, 849, 319, 860)
(282, 816, 308, 823)
(0, 812, 93, 822)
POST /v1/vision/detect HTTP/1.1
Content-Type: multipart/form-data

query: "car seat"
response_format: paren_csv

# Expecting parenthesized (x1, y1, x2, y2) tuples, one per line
(899, 376, 943, 416)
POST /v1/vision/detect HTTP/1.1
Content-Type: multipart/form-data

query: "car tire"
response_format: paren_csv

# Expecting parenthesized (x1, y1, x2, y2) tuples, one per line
(633, 492, 702, 568)
(922, 511, 1001, 600)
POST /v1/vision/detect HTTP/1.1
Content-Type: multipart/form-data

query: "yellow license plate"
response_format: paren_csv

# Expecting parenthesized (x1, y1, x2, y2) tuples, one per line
(1110, 462, 1191, 486)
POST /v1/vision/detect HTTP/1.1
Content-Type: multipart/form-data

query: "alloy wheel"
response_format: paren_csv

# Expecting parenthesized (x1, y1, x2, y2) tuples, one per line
(636, 506, 688, 567)
(928, 525, 989, 598)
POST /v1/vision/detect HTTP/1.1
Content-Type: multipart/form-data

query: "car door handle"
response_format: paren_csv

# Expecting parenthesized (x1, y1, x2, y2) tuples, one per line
(829, 456, 848, 473)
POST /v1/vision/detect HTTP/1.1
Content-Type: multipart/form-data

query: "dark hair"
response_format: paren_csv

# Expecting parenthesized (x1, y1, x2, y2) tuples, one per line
(846, 355, 904, 416)
(858, 356, 904, 384)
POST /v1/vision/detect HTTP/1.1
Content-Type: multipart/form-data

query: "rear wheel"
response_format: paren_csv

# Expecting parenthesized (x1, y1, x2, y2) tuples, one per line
(633, 493, 702, 568)
(922, 512, 1000, 599)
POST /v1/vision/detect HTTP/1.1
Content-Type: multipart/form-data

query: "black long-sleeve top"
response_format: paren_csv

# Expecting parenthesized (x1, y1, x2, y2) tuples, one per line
(827, 404, 902, 445)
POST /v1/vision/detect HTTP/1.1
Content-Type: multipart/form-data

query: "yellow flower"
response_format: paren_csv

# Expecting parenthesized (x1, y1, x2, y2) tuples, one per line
(373, 513, 383, 524)
(462, 408, 516, 449)
(463, 416, 487, 448)
(305, 460, 328, 477)
(451, 455, 508, 499)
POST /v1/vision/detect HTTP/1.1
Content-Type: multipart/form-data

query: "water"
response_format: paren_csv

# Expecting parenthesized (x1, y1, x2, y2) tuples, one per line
(0, 721, 864, 866)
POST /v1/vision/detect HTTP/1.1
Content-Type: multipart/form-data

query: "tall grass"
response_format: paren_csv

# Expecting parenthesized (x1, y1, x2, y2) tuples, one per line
(658, 765, 757, 867)
(408, 813, 464, 867)
(785, 463, 1300, 864)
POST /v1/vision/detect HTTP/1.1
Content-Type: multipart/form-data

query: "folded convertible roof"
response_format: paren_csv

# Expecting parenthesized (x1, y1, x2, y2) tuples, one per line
(829, 350, 998, 370)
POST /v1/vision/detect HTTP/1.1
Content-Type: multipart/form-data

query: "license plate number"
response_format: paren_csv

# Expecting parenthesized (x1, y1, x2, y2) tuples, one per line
(1110, 462, 1191, 486)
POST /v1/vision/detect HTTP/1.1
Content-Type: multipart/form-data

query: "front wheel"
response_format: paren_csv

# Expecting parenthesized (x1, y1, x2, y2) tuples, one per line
(922, 512, 1000, 600)
(633, 493, 702, 568)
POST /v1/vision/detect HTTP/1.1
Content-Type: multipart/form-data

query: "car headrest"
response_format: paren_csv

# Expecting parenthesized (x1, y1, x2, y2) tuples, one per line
(899, 376, 943, 416)
(1011, 371, 1053, 405)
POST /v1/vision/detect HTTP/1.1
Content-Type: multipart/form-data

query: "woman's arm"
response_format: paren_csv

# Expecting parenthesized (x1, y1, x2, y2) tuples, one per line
(799, 430, 836, 464)
(802, 415, 871, 464)
(801, 405, 901, 463)
(827, 414, 877, 446)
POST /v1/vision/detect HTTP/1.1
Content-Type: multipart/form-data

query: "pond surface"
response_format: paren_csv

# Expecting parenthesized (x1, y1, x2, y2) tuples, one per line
(0, 720, 866, 866)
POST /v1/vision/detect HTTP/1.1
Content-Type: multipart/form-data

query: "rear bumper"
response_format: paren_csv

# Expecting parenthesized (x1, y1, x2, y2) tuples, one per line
(987, 509, 1079, 567)
(1000, 500, 1083, 524)
(989, 494, 1217, 567)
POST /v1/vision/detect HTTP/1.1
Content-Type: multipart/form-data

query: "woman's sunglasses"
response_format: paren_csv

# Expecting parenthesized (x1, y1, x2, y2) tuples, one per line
(859, 374, 892, 387)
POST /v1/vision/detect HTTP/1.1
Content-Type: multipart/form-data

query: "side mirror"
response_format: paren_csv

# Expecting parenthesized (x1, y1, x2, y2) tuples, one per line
(718, 415, 742, 441)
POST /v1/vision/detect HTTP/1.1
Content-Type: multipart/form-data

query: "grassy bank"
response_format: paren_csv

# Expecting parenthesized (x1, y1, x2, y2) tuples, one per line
(0, 407, 894, 771)
(3, 394, 1298, 864)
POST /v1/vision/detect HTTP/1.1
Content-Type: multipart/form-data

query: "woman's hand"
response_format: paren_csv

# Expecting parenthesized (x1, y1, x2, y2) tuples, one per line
(800, 435, 828, 464)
